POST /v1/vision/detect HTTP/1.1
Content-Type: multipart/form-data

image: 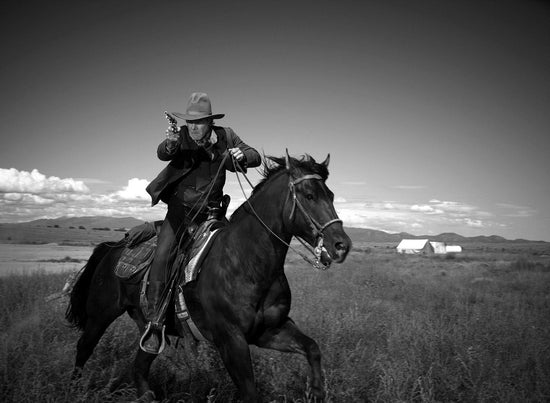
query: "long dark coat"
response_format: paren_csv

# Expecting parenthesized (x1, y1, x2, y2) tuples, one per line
(146, 126, 261, 206)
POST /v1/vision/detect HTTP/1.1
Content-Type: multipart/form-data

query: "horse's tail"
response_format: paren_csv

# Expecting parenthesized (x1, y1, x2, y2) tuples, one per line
(65, 240, 123, 330)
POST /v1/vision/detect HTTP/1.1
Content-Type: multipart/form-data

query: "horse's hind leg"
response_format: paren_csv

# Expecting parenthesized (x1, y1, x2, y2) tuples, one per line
(255, 318, 324, 400)
(133, 348, 158, 401)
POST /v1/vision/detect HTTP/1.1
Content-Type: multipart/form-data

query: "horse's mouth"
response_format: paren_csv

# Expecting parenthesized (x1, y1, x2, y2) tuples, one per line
(319, 247, 333, 268)
(319, 243, 349, 268)
(313, 236, 350, 269)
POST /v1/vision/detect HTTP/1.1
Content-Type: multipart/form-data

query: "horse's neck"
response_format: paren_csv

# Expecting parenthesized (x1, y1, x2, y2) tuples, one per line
(229, 174, 292, 270)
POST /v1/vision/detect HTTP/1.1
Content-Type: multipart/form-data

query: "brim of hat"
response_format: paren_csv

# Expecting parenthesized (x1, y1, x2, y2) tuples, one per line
(171, 112, 225, 121)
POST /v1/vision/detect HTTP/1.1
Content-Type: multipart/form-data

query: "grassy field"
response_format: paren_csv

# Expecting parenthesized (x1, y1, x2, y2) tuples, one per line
(0, 223, 129, 246)
(1, 243, 549, 402)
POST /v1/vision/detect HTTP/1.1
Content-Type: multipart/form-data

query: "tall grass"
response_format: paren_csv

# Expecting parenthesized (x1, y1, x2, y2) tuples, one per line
(1, 248, 549, 402)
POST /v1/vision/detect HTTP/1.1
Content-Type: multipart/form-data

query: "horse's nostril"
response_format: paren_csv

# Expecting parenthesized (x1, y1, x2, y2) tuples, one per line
(335, 242, 347, 252)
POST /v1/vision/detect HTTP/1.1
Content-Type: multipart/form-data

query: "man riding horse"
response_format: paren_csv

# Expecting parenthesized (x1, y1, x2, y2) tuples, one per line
(140, 92, 261, 354)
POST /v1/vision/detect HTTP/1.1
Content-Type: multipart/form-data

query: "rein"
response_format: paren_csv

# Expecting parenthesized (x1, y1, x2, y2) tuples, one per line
(287, 174, 342, 268)
(172, 152, 231, 256)
(231, 157, 341, 270)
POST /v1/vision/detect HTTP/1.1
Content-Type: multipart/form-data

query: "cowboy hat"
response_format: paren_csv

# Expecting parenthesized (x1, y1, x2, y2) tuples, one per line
(171, 92, 225, 121)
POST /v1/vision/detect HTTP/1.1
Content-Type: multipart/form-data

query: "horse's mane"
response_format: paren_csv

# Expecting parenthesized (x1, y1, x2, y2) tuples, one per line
(252, 154, 329, 195)
(230, 154, 329, 222)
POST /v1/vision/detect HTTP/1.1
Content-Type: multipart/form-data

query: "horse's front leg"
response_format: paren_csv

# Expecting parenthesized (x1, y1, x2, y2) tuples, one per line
(214, 329, 258, 403)
(255, 318, 324, 400)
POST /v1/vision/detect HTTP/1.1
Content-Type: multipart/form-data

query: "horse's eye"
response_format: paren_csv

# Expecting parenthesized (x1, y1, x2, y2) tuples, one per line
(306, 194, 314, 200)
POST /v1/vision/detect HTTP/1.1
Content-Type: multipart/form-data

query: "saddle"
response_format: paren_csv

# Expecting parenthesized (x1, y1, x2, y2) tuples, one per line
(115, 194, 230, 281)
(114, 217, 225, 341)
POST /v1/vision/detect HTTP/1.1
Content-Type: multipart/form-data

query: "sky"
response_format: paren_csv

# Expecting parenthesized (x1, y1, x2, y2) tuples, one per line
(1, 0, 549, 241)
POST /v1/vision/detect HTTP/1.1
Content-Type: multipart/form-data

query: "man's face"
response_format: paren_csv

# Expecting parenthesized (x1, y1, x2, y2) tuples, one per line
(187, 118, 213, 144)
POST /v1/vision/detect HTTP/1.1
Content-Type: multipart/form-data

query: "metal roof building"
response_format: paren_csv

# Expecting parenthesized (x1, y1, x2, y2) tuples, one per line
(396, 239, 434, 255)
(430, 241, 447, 254)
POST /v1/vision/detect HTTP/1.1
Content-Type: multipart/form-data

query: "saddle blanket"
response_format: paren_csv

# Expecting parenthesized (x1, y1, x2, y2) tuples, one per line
(115, 237, 157, 279)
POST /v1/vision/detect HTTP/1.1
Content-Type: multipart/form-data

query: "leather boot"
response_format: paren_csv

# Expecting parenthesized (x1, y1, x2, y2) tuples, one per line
(139, 280, 166, 354)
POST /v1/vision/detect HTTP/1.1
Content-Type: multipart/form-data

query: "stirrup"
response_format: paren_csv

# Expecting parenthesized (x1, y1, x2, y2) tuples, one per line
(139, 321, 166, 354)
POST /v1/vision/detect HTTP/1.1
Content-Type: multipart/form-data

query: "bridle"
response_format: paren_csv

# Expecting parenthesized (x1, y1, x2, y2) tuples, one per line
(232, 157, 342, 270)
(287, 174, 343, 269)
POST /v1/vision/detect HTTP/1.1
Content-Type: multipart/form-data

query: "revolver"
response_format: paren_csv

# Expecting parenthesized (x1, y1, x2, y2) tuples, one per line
(164, 111, 180, 141)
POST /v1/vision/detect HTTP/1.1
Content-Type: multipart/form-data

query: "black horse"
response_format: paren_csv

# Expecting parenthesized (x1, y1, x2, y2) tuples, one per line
(66, 153, 351, 402)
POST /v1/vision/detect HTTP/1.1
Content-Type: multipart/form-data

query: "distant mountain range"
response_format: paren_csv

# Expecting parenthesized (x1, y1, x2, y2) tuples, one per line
(27, 216, 144, 230)
(324, 227, 544, 244)
(4, 216, 546, 244)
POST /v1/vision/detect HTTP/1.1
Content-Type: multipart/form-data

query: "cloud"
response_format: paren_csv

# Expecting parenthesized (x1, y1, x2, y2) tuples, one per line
(2, 193, 23, 202)
(113, 178, 150, 201)
(74, 177, 111, 185)
(364, 201, 409, 210)
(427, 199, 491, 217)
(496, 203, 537, 218)
(411, 204, 438, 213)
(430, 200, 474, 211)
(336, 202, 423, 233)
(1, 193, 55, 205)
(506, 210, 537, 218)
(497, 203, 526, 209)
(0, 168, 89, 194)
(333, 197, 500, 236)
(0, 168, 164, 223)
(464, 218, 483, 228)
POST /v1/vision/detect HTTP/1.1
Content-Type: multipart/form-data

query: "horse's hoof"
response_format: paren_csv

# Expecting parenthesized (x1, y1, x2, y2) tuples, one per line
(70, 367, 83, 381)
(311, 387, 325, 402)
(133, 390, 156, 403)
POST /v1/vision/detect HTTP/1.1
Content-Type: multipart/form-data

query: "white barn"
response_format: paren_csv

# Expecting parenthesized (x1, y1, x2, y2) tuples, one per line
(429, 241, 447, 254)
(396, 239, 434, 255)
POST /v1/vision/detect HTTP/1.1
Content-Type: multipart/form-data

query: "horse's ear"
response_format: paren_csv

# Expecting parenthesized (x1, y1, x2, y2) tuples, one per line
(304, 153, 312, 162)
(285, 149, 291, 171)
(321, 154, 330, 167)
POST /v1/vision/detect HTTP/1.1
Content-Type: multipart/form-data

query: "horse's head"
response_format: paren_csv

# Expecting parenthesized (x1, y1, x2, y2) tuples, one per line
(277, 151, 352, 267)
